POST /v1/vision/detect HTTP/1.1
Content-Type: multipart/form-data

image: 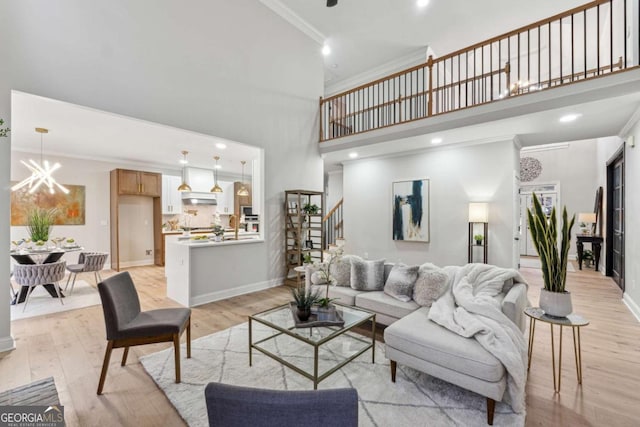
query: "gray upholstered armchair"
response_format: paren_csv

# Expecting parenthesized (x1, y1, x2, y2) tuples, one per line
(12, 261, 66, 312)
(204, 382, 358, 427)
(96, 271, 191, 395)
(65, 252, 108, 294)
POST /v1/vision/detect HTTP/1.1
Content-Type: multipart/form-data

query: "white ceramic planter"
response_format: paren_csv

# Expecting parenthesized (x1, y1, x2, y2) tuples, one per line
(539, 288, 573, 317)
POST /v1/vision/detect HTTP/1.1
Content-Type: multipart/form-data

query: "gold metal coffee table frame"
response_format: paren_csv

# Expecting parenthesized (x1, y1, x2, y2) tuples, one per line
(249, 303, 376, 389)
(525, 307, 589, 393)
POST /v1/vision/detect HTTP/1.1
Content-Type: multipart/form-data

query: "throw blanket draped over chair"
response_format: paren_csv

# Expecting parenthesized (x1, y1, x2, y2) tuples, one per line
(428, 263, 528, 413)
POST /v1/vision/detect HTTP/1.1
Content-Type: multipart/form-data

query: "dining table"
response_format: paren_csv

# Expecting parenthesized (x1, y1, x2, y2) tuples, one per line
(10, 245, 83, 305)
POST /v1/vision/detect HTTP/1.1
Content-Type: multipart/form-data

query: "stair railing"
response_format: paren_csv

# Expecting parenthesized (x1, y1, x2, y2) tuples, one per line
(323, 198, 343, 249)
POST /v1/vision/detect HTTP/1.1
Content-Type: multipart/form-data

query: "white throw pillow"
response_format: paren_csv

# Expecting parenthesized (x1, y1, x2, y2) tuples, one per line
(413, 263, 449, 307)
(350, 258, 386, 291)
(384, 263, 419, 302)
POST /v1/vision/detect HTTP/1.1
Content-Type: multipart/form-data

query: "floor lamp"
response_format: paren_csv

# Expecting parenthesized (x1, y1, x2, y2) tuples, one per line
(468, 202, 489, 264)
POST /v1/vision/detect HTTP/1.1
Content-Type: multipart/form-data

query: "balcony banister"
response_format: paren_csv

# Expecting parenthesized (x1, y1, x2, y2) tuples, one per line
(320, 0, 636, 143)
(433, 0, 614, 65)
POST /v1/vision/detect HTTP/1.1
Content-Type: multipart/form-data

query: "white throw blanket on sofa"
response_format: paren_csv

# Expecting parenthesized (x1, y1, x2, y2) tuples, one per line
(428, 263, 528, 413)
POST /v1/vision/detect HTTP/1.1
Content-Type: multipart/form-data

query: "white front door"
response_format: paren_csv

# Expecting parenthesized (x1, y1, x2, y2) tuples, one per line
(520, 184, 559, 256)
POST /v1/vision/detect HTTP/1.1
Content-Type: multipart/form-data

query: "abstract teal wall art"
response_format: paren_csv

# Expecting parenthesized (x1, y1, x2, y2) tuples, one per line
(392, 179, 429, 242)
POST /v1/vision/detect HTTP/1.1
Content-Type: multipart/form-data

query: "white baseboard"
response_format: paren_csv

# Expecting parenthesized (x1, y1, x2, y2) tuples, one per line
(623, 293, 640, 322)
(119, 260, 154, 268)
(0, 335, 16, 353)
(188, 277, 284, 307)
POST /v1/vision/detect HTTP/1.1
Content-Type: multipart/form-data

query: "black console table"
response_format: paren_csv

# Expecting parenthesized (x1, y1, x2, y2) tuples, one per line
(576, 235, 603, 271)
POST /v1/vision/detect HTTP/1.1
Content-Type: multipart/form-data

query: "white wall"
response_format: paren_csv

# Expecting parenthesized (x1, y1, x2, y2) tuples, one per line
(118, 196, 154, 267)
(522, 140, 599, 257)
(0, 0, 11, 351)
(622, 125, 640, 319)
(0, 0, 324, 351)
(325, 170, 344, 211)
(343, 139, 518, 268)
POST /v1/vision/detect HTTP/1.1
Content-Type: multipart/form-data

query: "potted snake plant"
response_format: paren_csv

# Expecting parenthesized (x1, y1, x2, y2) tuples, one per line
(527, 193, 576, 317)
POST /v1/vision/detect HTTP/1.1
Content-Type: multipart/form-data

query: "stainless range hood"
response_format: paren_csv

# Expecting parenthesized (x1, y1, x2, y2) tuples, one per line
(181, 192, 217, 205)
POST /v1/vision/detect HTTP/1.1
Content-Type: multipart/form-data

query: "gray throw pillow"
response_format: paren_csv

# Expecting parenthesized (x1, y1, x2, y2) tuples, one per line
(413, 264, 449, 307)
(384, 264, 419, 302)
(330, 254, 361, 287)
(350, 258, 386, 291)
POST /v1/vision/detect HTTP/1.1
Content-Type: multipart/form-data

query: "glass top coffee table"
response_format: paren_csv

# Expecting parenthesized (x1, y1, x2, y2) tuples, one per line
(249, 303, 376, 389)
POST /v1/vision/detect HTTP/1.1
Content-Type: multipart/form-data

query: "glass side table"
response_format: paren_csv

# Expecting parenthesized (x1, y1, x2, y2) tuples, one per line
(525, 307, 589, 393)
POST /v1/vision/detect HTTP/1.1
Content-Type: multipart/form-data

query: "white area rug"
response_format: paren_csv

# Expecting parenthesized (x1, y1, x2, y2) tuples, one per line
(10, 280, 100, 321)
(140, 322, 524, 427)
(520, 257, 575, 272)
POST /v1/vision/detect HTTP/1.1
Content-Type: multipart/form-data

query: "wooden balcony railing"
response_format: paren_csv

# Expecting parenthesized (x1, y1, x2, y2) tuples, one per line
(320, 0, 637, 142)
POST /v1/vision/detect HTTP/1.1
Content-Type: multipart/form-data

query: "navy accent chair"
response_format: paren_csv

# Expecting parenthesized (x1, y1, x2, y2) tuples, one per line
(204, 382, 358, 427)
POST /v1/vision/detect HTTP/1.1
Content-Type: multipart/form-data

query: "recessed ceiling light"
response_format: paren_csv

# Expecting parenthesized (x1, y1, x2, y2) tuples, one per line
(431, 137, 443, 144)
(322, 44, 331, 56)
(216, 143, 227, 149)
(349, 152, 358, 159)
(559, 113, 582, 123)
(417, 0, 430, 8)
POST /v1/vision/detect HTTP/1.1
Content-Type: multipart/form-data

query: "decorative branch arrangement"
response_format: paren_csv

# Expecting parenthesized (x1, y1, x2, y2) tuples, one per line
(0, 118, 9, 138)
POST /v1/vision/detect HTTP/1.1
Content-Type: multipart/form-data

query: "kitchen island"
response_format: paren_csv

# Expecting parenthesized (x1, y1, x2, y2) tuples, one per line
(165, 235, 270, 307)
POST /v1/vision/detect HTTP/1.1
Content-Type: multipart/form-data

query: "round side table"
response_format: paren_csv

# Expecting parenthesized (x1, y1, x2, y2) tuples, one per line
(524, 307, 589, 393)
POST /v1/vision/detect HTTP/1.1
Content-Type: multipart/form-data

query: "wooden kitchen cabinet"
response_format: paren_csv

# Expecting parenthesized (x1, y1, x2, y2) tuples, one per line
(116, 169, 161, 197)
(110, 168, 163, 271)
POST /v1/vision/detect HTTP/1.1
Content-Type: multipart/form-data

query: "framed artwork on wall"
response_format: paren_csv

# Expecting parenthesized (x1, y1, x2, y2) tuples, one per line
(10, 183, 86, 226)
(392, 179, 430, 242)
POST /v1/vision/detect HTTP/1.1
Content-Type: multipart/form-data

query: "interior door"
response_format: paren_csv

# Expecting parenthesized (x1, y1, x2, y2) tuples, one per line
(609, 156, 624, 290)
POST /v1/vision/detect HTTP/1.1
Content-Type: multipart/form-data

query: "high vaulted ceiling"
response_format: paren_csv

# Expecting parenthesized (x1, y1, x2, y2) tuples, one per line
(273, 0, 587, 87)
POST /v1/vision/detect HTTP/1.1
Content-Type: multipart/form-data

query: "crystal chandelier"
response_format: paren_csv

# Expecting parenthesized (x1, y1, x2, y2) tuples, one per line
(11, 128, 69, 194)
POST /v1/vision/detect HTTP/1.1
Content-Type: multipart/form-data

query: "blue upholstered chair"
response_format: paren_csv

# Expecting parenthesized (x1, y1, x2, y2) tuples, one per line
(96, 271, 191, 395)
(204, 382, 358, 427)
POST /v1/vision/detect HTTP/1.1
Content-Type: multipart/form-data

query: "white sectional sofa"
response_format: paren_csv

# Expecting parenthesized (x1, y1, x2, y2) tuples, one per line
(306, 262, 529, 425)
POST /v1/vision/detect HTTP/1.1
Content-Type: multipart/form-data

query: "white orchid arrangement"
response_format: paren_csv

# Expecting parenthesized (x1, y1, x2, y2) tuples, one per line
(313, 245, 344, 306)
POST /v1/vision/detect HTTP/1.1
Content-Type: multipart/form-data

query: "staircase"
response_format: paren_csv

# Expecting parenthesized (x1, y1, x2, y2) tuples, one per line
(323, 198, 343, 249)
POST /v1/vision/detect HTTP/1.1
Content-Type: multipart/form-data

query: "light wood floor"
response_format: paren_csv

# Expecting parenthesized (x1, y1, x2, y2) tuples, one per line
(1, 264, 639, 426)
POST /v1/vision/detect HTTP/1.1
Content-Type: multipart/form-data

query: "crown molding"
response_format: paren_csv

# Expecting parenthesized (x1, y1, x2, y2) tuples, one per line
(618, 102, 640, 138)
(324, 47, 431, 97)
(259, 0, 325, 45)
(521, 142, 570, 153)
